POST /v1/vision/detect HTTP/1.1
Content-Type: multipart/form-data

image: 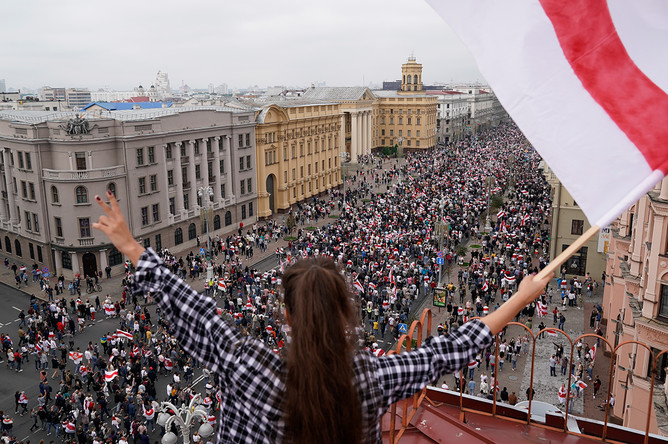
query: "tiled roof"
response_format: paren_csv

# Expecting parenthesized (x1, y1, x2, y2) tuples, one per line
(81, 102, 173, 111)
(301, 87, 374, 101)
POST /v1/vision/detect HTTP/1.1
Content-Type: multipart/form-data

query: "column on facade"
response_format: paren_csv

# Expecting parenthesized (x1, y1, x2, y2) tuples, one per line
(360, 112, 367, 156)
(350, 112, 358, 162)
(53, 249, 63, 275)
(3, 149, 17, 223)
(0, 151, 8, 221)
(71, 252, 80, 275)
(368, 111, 373, 153)
(358, 112, 364, 159)
(87, 151, 93, 169)
(174, 143, 185, 212)
(188, 140, 197, 209)
(364, 111, 371, 155)
(213, 137, 222, 201)
(99, 250, 108, 273)
(338, 115, 345, 185)
(224, 135, 233, 200)
(68, 152, 74, 170)
(642, 214, 666, 316)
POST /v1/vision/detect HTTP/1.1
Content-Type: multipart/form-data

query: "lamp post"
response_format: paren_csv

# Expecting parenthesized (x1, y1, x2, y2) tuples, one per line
(339, 151, 350, 212)
(198, 186, 214, 281)
(396, 137, 403, 158)
(156, 395, 214, 444)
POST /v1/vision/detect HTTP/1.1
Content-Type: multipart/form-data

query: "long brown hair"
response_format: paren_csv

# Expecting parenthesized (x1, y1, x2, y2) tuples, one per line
(282, 257, 361, 443)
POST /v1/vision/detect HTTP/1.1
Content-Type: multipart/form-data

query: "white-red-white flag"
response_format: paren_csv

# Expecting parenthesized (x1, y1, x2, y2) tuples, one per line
(116, 329, 133, 340)
(105, 369, 118, 382)
(426, 0, 668, 227)
(68, 351, 83, 364)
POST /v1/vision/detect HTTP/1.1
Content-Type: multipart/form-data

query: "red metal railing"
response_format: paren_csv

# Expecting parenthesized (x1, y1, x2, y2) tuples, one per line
(383, 310, 668, 444)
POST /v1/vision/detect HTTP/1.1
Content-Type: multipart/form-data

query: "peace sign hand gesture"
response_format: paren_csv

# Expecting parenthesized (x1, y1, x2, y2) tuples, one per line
(93, 191, 146, 266)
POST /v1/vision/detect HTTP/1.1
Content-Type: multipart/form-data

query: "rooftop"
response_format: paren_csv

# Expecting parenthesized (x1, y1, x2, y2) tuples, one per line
(81, 101, 173, 111)
(301, 86, 375, 102)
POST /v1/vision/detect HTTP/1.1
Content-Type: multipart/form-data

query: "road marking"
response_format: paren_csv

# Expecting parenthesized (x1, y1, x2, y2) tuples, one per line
(12, 306, 21, 311)
(0, 323, 4, 327)
(97, 320, 103, 323)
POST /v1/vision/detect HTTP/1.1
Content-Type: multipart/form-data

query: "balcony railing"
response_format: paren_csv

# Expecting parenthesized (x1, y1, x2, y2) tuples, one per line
(384, 308, 668, 444)
(43, 166, 126, 182)
(78, 237, 94, 246)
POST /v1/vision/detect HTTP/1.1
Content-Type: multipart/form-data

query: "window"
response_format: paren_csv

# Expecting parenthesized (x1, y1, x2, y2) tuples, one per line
(107, 182, 116, 197)
(79, 218, 91, 237)
(247, 178, 252, 193)
(21, 181, 27, 198)
(141, 207, 149, 226)
(169, 197, 175, 215)
(300, 166, 304, 178)
(407, 130, 411, 137)
(61, 251, 71, 270)
(51, 186, 59, 203)
(29, 182, 35, 200)
(242, 204, 247, 220)
(417, 117, 421, 125)
(174, 228, 183, 245)
(182, 167, 188, 183)
(150, 175, 157, 192)
(221, 184, 226, 199)
(54, 217, 63, 237)
(238, 134, 244, 148)
(225, 211, 232, 226)
(239, 157, 244, 171)
(17, 152, 24, 169)
(25, 152, 31, 170)
(152, 204, 160, 222)
(213, 214, 221, 230)
(571, 219, 584, 235)
(14, 240, 21, 257)
(155, 234, 162, 251)
(249, 202, 253, 217)
(219, 159, 225, 174)
(246, 133, 251, 147)
(561, 244, 588, 276)
(167, 170, 174, 186)
(25, 211, 31, 231)
(194, 141, 200, 155)
(138, 177, 146, 194)
(136, 148, 144, 166)
(208, 161, 213, 178)
(165, 144, 173, 160)
(195, 164, 201, 180)
(148, 146, 155, 163)
(4, 236, 10, 253)
(180, 143, 186, 157)
(75, 186, 88, 204)
(240, 180, 245, 195)
(188, 223, 196, 240)
(284, 171, 287, 184)
(399, 117, 403, 125)
(37, 246, 42, 262)
(32, 213, 39, 233)
(28, 243, 34, 260)
(246, 155, 251, 169)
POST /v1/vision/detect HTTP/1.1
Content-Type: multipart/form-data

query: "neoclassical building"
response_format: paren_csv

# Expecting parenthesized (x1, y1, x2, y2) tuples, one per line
(0, 107, 257, 278)
(602, 176, 668, 435)
(246, 99, 343, 218)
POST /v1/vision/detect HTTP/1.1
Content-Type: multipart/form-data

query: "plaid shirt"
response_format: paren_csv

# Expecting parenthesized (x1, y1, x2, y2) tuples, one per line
(132, 248, 493, 443)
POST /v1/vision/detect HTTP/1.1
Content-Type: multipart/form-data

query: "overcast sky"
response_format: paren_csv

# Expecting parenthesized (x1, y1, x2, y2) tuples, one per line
(2, 0, 484, 92)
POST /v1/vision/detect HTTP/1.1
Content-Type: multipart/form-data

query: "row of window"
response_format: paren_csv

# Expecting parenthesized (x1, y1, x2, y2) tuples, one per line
(380, 139, 420, 147)
(380, 108, 423, 115)
(287, 175, 335, 198)
(0, 236, 42, 262)
(381, 117, 421, 126)
(381, 129, 420, 138)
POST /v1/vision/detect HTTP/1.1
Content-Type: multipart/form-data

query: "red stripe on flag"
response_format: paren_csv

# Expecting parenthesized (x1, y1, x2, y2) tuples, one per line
(540, 0, 668, 173)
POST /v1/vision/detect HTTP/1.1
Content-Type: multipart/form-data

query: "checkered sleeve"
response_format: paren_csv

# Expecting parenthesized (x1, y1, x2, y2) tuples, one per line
(131, 248, 241, 376)
(375, 319, 492, 409)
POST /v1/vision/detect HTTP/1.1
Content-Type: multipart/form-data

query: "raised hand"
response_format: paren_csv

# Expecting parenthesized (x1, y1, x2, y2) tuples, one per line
(93, 190, 145, 266)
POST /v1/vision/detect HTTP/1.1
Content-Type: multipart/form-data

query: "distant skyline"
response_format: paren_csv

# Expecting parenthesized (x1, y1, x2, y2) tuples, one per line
(2, 0, 485, 92)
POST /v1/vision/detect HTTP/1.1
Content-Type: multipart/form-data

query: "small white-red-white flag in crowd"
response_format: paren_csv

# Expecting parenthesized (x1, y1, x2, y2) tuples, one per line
(116, 329, 133, 340)
(18, 392, 28, 404)
(64, 422, 76, 433)
(353, 280, 364, 292)
(496, 210, 506, 219)
(143, 407, 155, 420)
(369, 282, 377, 290)
(164, 358, 173, 370)
(483, 306, 489, 315)
(373, 348, 385, 357)
(558, 385, 567, 404)
(482, 281, 489, 292)
(105, 369, 118, 382)
(467, 361, 478, 369)
(577, 380, 588, 390)
(218, 279, 226, 291)
(457, 307, 464, 316)
(426, 0, 668, 228)
(589, 343, 598, 363)
(546, 329, 558, 337)
(208, 415, 217, 426)
(68, 351, 83, 363)
(521, 215, 530, 226)
(79, 365, 88, 376)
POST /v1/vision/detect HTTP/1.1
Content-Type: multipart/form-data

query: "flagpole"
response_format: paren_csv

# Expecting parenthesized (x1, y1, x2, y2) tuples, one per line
(536, 225, 600, 280)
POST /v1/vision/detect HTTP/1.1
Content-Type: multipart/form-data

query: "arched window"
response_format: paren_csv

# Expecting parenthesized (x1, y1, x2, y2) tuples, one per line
(14, 239, 22, 257)
(174, 228, 183, 245)
(224, 211, 232, 226)
(75, 186, 88, 204)
(213, 214, 221, 230)
(107, 182, 116, 197)
(188, 223, 196, 240)
(4, 236, 11, 253)
(51, 186, 59, 204)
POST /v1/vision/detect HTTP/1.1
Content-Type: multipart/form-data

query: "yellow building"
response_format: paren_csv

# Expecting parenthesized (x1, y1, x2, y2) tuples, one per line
(249, 99, 343, 217)
(374, 57, 438, 151)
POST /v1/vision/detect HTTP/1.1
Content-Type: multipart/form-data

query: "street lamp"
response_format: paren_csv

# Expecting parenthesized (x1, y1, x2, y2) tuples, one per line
(157, 395, 214, 444)
(396, 137, 404, 158)
(198, 186, 215, 281)
(339, 151, 350, 212)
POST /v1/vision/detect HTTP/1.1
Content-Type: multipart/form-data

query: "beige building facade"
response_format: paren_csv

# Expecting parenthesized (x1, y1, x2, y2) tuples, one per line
(0, 107, 257, 279)
(602, 176, 668, 435)
(544, 163, 606, 279)
(249, 99, 343, 218)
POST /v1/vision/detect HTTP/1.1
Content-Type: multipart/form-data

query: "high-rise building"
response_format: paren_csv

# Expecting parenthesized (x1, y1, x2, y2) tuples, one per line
(0, 106, 257, 278)
(0, 79, 6, 93)
(41, 87, 66, 102)
(65, 89, 92, 109)
(155, 71, 171, 99)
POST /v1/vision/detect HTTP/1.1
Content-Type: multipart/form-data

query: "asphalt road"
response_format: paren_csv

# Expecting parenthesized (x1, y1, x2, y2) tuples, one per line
(0, 281, 209, 442)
